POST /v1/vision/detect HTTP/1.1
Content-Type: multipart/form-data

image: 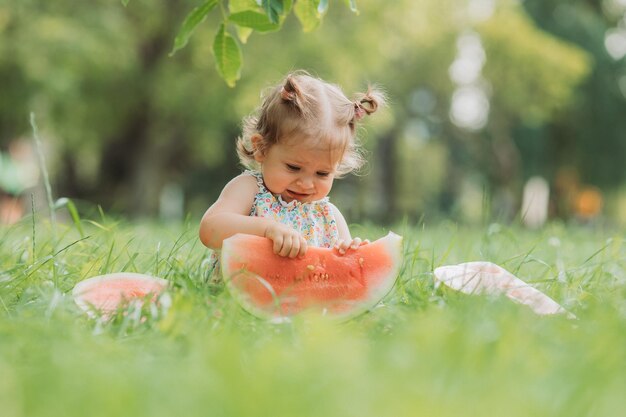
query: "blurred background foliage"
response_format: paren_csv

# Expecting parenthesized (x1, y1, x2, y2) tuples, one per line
(1, 0, 626, 226)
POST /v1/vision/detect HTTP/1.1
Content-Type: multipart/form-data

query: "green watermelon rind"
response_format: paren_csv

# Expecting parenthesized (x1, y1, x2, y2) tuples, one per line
(222, 232, 403, 321)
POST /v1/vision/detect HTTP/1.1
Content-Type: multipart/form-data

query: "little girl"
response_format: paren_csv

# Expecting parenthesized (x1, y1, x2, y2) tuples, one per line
(199, 71, 384, 263)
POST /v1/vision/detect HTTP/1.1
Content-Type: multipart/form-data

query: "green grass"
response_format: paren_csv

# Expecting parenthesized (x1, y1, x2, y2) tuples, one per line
(1, 215, 625, 417)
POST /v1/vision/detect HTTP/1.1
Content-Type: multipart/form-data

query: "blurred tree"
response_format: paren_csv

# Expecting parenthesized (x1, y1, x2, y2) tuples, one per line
(316, 0, 591, 222)
(522, 0, 626, 217)
(0, 0, 595, 224)
(0, 0, 237, 215)
(474, 5, 590, 220)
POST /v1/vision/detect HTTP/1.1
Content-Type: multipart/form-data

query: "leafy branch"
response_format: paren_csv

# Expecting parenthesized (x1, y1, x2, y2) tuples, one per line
(125, 0, 359, 87)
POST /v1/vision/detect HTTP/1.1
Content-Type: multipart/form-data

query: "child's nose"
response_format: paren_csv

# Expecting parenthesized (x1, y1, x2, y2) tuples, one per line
(297, 176, 314, 188)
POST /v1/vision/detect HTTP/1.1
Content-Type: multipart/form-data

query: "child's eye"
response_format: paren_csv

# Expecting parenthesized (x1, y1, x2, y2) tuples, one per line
(286, 164, 300, 172)
(316, 171, 330, 178)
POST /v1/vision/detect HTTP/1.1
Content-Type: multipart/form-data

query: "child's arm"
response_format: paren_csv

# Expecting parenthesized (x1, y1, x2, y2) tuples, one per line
(329, 203, 369, 255)
(199, 174, 307, 258)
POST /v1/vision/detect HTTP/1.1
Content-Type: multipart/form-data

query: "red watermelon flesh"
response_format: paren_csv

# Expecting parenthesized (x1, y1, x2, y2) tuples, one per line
(221, 232, 403, 320)
(72, 273, 168, 317)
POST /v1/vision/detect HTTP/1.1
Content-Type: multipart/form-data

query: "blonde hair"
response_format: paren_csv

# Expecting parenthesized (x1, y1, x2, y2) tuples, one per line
(236, 70, 385, 176)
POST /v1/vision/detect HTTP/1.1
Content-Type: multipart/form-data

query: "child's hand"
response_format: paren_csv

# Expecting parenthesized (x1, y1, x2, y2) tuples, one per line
(334, 237, 370, 255)
(264, 222, 308, 258)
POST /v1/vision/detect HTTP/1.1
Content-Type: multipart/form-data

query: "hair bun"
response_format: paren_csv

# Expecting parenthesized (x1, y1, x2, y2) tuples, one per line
(280, 76, 302, 108)
(354, 87, 386, 117)
(279, 85, 295, 101)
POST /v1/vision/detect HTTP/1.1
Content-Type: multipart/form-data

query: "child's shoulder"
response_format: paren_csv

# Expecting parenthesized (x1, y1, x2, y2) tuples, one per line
(221, 172, 259, 196)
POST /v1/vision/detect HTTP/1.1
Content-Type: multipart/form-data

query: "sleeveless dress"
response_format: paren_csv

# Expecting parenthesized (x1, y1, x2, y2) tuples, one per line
(207, 170, 340, 279)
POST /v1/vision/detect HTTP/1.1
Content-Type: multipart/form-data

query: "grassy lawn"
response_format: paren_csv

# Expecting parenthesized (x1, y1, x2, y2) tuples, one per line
(1, 215, 625, 417)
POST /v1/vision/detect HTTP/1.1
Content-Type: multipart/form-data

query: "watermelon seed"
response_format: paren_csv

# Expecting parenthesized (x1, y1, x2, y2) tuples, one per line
(306, 265, 315, 271)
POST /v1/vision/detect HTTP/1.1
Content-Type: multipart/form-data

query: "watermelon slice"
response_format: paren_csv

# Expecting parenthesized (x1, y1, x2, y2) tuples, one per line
(221, 232, 403, 320)
(72, 272, 169, 318)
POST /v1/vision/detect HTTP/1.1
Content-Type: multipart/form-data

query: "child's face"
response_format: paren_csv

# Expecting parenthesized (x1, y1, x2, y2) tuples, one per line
(254, 138, 341, 203)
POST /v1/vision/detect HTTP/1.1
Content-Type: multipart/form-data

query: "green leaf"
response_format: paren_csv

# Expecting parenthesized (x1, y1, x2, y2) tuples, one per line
(236, 25, 254, 44)
(271, 0, 285, 14)
(317, 0, 328, 14)
(231, 0, 289, 22)
(283, 0, 293, 15)
(229, 0, 259, 13)
(121, 0, 130, 6)
(170, 0, 219, 56)
(261, 0, 283, 24)
(212, 24, 242, 87)
(294, 0, 322, 32)
(345, 0, 358, 14)
(229, 11, 281, 32)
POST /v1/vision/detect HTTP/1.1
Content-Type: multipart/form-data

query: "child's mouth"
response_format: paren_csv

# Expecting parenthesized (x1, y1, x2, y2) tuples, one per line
(286, 190, 311, 201)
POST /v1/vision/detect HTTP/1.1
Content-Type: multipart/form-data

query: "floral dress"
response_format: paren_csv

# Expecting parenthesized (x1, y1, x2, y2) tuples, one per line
(207, 170, 340, 279)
